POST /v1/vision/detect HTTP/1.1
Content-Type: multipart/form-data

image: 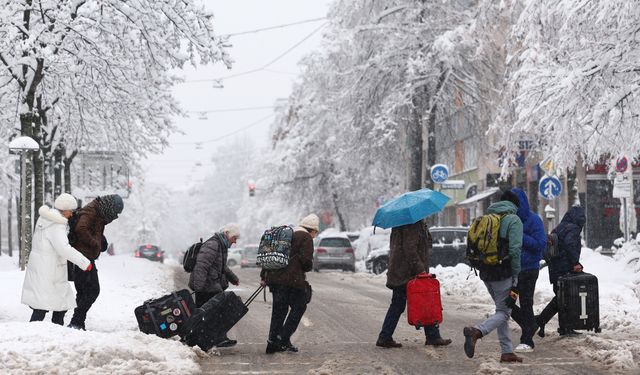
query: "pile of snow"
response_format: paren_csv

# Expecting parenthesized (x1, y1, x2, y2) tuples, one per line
(0, 254, 201, 374)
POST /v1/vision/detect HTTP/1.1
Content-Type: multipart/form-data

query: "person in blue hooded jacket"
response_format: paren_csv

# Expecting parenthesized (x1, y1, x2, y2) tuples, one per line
(509, 188, 547, 353)
(536, 205, 586, 337)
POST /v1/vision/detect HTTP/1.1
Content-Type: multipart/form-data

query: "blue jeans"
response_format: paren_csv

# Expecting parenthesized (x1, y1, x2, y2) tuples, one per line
(378, 286, 441, 341)
(476, 278, 513, 354)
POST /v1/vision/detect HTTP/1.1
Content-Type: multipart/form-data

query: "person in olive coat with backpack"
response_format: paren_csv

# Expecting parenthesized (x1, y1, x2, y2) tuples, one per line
(463, 190, 523, 363)
(536, 205, 586, 337)
(509, 188, 547, 353)
(261, 214, 317, 354)
(188, 223, 241, 347)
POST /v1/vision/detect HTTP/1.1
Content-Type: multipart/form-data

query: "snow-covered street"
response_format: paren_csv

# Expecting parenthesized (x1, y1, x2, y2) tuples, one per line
(1, 242, 639, 374)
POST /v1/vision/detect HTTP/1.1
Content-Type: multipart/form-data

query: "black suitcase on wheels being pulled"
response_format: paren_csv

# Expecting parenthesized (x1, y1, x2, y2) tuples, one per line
(134, 289, 196, 338)
(557, 272, 601, 333)
(181, 286, 264, 351)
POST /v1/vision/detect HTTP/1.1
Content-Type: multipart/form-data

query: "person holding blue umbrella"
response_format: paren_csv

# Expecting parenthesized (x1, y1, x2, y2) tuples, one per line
(374, 189, 452, 348)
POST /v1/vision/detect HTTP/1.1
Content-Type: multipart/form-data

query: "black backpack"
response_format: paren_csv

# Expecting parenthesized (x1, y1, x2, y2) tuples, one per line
(182, 238, 204, 273)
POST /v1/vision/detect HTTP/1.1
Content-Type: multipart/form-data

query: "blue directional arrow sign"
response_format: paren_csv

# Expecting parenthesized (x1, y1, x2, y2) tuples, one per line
(430, 164, 449, 184)
(539, 175, 562, 200)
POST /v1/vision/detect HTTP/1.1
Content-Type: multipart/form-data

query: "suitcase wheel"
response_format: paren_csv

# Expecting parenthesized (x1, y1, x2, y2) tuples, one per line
(594, 327, 602, 333)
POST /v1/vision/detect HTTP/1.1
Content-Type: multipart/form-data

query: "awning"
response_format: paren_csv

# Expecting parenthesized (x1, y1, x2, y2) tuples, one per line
(457, 187, 500, 207)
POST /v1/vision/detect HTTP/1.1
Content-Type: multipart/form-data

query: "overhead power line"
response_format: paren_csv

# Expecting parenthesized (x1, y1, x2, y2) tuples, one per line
(182, 22, 327, 84)
(221, 17, 327, 38)
(172, 113, 276, 145)
(186, 105, 276, 114)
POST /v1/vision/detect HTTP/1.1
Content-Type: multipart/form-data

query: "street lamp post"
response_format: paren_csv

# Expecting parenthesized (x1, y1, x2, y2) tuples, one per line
(9, 136, 39, 270)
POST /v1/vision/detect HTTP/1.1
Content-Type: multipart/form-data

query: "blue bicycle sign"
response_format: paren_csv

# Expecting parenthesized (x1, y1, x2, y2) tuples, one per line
(430, 164, 449, 184)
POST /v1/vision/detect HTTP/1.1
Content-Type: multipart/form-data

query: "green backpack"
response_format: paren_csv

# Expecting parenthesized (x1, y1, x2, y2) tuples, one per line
(466, 213, 509, 267)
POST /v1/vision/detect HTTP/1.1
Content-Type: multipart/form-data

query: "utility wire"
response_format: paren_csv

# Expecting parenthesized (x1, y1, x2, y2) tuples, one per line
(183, 22, 327, 84)
(172, 113, 275, 145)
(221, 17, 326, 37)
(186, 105, 275, 114)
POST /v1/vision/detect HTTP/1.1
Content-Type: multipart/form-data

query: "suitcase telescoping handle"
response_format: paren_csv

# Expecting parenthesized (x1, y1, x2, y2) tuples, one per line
(244, 285, 266, 307)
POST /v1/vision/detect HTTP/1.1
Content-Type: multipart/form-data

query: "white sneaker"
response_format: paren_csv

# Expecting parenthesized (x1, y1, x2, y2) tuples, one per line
(514, 343, 534, 353)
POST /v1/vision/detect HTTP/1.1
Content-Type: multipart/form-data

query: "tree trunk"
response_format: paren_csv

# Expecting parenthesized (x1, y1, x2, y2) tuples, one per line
(8, 194, 12, 257)
(15, 195, 20, 259)
(409, 90, 427, 191)
(19, 112, 36, 265)
(332, 192, 347, 232)
(32, 150, 44, 224)
(54, 143, 64, 197)
(64, 149, 78, 193)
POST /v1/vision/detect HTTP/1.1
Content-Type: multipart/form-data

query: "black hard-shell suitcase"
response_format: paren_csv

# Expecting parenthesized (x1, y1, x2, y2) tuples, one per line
(557, 272, 601, 333)
(182, 286, 264, 351)
(134, 289, 196, 338)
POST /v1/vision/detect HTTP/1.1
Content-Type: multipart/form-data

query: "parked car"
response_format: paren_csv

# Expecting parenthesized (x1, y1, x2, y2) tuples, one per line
(364, 226, 468, 274)
(313, 234, 355, 272)
(135, 244, 164, 263)
(241, 244, 259, 268)
(227, 247, 242, 267)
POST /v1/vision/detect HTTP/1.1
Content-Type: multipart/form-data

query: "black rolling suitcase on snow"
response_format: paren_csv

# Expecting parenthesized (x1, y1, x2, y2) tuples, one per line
(134, 289, 196, 338)
(181, 286, 264, 351)
(557, 272, 601, 333)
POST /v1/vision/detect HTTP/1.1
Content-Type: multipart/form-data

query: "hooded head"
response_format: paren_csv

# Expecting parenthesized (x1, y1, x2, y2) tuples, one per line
(96, 194, 124, 224)
(561, 205, 586, 229)
(511, 188, 531, 221)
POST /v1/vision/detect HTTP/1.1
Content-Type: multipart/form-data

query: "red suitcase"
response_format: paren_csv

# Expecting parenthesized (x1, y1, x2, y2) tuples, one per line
(407, 273, 443, 328)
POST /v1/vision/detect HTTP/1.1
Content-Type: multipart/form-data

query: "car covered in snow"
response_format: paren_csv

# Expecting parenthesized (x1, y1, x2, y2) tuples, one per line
(365, 226, 468, 274)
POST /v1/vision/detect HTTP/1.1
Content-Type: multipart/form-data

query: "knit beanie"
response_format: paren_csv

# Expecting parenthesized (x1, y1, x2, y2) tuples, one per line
(299, 214, 320, 232)
(54, 193, 78, 211)
(97, 194, 124, 223)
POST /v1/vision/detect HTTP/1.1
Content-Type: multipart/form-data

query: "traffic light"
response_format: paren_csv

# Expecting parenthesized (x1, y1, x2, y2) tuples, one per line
(248, 181, 256, 197)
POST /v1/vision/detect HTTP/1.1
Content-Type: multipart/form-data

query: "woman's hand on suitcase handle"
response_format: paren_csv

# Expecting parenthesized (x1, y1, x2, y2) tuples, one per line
(572, 263, 583, 273)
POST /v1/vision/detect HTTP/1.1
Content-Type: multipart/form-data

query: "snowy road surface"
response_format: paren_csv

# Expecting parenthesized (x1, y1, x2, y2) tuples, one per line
(175, 267, 638, 375)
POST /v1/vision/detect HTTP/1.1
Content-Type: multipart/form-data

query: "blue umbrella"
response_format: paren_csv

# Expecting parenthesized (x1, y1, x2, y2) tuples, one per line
(372, 189, 451, 229)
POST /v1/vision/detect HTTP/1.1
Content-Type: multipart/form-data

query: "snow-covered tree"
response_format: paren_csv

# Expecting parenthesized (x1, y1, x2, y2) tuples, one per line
(493, 0, 640, 170)
(0, 0, 231, 255)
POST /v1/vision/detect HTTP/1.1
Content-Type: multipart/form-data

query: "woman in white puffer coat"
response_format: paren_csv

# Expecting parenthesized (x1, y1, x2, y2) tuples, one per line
(21, 193, 92, 325)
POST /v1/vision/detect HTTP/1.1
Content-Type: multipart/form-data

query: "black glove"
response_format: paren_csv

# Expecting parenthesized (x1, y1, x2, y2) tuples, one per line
(504, 287, 519, 308)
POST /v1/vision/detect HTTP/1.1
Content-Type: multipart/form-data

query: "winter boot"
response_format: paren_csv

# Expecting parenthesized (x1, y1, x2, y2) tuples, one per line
(425, 337, 452, 346)
(376, 337, 402, 348)
(266, 339, 286, 354)
(463, 327, 483, 358)
(500, 353, 523, 363)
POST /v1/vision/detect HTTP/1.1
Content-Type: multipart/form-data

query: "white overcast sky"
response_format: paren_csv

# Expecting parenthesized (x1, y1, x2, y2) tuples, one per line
(140, 0, 333, 188)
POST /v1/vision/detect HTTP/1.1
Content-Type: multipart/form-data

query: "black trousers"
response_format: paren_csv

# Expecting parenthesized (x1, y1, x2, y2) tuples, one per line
(538, 282, 560, 327)
(268, 285, 307, 343)
(70, 261, 100, 329)
(511, 268, 539, 347)
(30, 309, 66, 325)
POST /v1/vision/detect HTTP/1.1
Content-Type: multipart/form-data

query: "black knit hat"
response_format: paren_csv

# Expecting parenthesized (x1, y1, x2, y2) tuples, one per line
(500, 190, 520, 208)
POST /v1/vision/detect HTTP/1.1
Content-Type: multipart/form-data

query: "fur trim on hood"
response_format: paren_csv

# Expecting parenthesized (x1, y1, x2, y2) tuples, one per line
(38, 205, 68, 226)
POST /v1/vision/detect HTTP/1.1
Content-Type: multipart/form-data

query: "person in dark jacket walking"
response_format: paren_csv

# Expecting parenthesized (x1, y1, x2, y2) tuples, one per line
(68, 194, 124, 330)
(509, 188, 547, 353)
(376, 220, 452, 349)
(536, 205, 586, 337)
(188, 223, 241, 347)
(463, 191, 524, 363)
(261, 214, 317, 354)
